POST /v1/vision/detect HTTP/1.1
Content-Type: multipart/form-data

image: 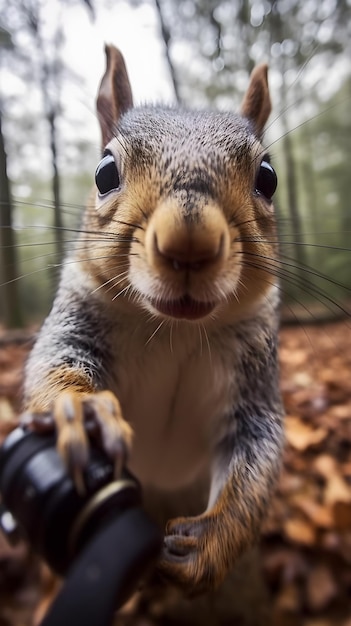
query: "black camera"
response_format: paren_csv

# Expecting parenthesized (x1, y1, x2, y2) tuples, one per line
(0, 426, 162, 626)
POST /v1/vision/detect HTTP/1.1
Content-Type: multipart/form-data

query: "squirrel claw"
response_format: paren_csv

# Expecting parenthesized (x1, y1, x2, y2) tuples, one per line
(158, 514, 225, 593)
(83, 390, 133, 468)
(163, 533, 197, 558)
(54, 391, 89, 493)
(25, 390, 133, 492)
(22, 390, 132, 492)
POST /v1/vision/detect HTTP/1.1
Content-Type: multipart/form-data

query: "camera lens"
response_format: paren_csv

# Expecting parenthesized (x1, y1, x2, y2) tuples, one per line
(0, 427, 141, 575)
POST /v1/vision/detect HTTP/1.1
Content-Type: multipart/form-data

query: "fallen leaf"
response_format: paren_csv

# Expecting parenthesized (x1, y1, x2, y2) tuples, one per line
(285, 416, 328, 451)
(329, 404, 351, 420)
(325, 475, 351, 507)
(283, 518, 316, 545)
(313, 454, 336, 478)
(291, 494, 333, 528)
(313, 455, 351, 506)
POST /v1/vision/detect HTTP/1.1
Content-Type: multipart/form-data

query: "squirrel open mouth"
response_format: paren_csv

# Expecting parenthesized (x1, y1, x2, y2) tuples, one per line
(151, 295, 216, 320)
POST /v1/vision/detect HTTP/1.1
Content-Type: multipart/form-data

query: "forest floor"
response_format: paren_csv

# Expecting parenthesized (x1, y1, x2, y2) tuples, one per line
(0, 320, 350, 626)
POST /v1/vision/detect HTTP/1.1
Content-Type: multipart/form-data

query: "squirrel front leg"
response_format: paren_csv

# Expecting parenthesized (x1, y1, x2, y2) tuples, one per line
(159, 404, 283, 592)
(23, 286, 132, 490)
(159, 326, 284, 593)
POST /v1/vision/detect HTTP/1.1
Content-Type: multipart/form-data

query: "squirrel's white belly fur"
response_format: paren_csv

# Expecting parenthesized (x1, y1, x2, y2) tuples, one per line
(111, 321, 234, 490)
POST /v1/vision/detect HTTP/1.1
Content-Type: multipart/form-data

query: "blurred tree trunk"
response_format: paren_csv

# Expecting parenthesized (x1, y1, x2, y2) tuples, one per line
(37, 39, 65, 269)
(47, 107, 64, 263)
(20, 3, 65, 269)
(153, 0, 181, 103)
(0, 108, 23, 328)
(279, 84, 307, 274)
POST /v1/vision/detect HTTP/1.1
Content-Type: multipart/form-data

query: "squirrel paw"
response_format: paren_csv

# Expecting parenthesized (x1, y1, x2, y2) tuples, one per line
(24, 390, 133, 493)
(158, 513, 228, 594)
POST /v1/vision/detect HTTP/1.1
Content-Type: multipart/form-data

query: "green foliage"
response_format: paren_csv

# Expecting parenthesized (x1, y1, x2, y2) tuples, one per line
(271, 74, 351, 316)
(10, 168, 92, 322)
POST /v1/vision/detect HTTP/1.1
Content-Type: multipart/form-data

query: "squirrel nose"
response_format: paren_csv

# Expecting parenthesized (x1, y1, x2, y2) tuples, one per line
(154, 232, 223, 272)
(145, 199, 230, 274)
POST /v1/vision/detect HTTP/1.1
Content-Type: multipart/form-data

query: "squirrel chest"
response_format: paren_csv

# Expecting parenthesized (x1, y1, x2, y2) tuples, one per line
(108, 317, 234, 490)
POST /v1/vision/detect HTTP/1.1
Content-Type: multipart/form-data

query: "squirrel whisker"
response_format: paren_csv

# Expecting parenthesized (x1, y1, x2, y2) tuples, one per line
(111, 284, 132, 302)
(145, 320, 166, 347)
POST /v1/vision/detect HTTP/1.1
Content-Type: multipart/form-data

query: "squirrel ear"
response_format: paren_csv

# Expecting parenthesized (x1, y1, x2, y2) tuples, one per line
(96, 44, 133, 149)
(240, 64, 271, 137)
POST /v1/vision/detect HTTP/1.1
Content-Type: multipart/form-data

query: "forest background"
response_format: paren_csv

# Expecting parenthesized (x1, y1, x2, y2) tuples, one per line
(0, 0, 350, 328)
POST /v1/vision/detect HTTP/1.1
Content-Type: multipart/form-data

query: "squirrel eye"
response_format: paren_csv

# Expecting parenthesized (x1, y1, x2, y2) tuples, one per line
(255, 160, 277, 201)
(95, 153, 120, 195)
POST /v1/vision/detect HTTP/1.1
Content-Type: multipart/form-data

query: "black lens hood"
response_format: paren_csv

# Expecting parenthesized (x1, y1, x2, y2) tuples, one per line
(41, 506, 162, 626)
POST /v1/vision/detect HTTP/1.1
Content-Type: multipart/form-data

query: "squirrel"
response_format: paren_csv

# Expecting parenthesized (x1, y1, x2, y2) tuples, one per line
(23, 44, 284, 595)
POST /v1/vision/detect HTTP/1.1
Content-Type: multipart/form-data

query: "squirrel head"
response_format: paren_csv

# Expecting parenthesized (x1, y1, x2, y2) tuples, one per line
(86, 45, 278, 324)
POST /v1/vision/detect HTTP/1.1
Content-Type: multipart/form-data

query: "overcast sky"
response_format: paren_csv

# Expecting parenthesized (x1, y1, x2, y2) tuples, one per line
(1, 1, 177, 182)
(62, 2, 176, 107)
